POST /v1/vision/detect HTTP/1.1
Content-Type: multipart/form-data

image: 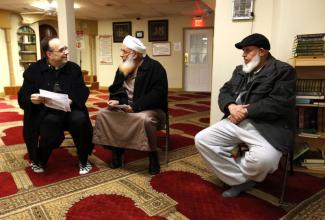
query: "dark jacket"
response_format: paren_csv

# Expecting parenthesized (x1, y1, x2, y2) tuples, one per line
(218, 55, 296, 152)
(18, 58, 92, 160)
(109, 55, 168, 113)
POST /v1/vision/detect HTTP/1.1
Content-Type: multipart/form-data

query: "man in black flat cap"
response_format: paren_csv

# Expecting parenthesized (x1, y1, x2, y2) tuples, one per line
(195, 33, 296, 197)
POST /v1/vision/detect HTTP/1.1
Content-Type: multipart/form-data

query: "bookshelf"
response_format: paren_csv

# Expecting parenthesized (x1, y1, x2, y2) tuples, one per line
(17, 26, 37, 71)
(290, 56, 325, 174)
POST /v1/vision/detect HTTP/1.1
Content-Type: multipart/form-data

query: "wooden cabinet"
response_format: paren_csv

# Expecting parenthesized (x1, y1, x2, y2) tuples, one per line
(17, 26, 37, 70)
(290, 56, 325, 174)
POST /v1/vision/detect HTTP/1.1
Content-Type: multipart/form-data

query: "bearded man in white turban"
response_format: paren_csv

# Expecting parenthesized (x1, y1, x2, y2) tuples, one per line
(93, 35, 168, 175)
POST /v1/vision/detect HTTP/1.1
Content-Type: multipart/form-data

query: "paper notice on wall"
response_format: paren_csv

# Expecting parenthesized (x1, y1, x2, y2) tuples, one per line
(99, 35, 113, 65)
(173, 42, 181, 51)
(76, 30, 84, 49)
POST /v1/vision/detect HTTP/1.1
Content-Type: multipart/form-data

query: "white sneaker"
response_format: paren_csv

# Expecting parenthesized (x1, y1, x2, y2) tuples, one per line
(79, 161, 92, 175)
(30, 162, 44, 173)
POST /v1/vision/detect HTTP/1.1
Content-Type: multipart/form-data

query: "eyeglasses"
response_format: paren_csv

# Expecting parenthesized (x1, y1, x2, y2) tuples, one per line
(49, 46, 69, 53)
(120, 48, 133, 55)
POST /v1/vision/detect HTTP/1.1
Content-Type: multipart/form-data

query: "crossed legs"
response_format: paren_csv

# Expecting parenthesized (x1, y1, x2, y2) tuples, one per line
(195, 119, 282, 197)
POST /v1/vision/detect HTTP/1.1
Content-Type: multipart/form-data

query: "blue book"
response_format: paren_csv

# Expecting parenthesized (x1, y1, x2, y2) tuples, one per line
(296, 99, 312, 104)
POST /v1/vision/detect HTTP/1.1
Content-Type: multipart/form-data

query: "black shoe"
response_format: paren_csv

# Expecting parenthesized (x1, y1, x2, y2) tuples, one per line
(148, 151, 160, 175)
(109, 147, 124, 169)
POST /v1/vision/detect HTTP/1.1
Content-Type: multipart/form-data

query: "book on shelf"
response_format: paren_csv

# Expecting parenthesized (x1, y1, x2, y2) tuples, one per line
(313, 102, 325, 106)
(296, 91, 323, 96)
(298, 132, 320, 138)
(295, 33, 325, 39)
(303, 158, 325, 164)
(296, 95, 325, 99)
(301, 162, 325, 168)
(296, 99, 312, 104)
(294, 51, 325, 57)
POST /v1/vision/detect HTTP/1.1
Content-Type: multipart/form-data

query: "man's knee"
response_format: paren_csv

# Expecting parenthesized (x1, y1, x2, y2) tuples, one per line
(195, 128, 212, 150)
(243, 152, 278, 176)
(70, 111, 88, 127)
(194, 129, 205, 148)
(42, 114, 61, 127)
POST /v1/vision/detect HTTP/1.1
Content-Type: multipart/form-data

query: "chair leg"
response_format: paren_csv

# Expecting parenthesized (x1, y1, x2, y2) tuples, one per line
(289, 151, 294, 175)
(165, 129, 169, 165)
(279, 152, 290, 205)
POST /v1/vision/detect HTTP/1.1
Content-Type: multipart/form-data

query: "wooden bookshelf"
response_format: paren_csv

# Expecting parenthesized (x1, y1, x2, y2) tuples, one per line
(292, 57, 325, 174)
(17, 26, 37, 71)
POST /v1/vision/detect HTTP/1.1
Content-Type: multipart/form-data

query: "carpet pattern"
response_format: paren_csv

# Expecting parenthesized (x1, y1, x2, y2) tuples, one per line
(0, 90, 324, 219)
(280, 188, 325, 220)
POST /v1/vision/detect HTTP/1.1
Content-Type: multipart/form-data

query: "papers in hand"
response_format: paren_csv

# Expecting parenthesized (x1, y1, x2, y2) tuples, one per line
(108, 104, 129, 112)
(39, 89, 71, 112)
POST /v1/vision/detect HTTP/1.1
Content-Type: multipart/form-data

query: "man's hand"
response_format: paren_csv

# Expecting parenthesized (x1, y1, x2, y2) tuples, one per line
(107, 100, 119, 107)
(30, 93, 45, 105)
(124, 105, 133, 113)
(228, 104, 249, 124)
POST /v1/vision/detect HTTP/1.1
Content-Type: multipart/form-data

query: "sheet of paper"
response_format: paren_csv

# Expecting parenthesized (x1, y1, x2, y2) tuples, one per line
(39, 89, 71, 112)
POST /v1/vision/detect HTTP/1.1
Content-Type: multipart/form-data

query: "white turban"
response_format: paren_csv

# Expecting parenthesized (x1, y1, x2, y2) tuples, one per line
(123, 35, 146, 54)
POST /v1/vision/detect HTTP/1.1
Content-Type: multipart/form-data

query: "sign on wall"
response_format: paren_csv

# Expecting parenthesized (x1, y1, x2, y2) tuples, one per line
(99, 35, 113, 65)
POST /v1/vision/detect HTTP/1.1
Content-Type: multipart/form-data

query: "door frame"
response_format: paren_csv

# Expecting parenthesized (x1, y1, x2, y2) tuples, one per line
(182, 27, 214, 91)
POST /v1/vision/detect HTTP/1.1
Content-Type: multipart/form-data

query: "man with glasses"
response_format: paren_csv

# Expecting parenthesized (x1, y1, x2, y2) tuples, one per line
(195, 33, 296, 197)
(93, 35, 168, 175)
(18, 37, 93, 175)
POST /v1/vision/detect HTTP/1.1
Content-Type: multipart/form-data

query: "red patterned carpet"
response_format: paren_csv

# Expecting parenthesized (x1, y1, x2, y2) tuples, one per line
(0, 111, 23, 123)
(0, 90, 324, 219)
(66, 195, 165, 220)
(0, 172, 18, 197)
(151, 171, 285, 220)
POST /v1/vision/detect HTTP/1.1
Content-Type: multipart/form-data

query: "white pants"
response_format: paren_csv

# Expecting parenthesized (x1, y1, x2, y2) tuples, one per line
(195, 119, 282, 185)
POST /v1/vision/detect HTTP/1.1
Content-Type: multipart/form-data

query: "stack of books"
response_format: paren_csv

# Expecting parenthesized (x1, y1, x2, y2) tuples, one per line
(301, 158, 325, 171)
(292, 33, 325, 57)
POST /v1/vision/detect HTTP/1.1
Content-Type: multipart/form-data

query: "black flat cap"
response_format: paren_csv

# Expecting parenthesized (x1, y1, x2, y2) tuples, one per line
(235, 33, 270, 50)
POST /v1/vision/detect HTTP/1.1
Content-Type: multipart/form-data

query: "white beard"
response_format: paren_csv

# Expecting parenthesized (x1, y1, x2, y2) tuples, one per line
(242, 53, 261, 73)
(119, 56, 136, 76)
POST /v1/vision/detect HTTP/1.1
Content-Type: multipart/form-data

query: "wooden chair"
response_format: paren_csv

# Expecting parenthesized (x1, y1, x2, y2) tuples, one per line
(238, 144, 293, 205)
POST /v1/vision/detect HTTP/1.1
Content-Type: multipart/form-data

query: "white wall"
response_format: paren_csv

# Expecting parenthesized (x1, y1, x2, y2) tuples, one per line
(210, 0, 325, 124)
(0, 29, 10, 93)
(10, 14, 23, 86)
(96, 16, 214, 89)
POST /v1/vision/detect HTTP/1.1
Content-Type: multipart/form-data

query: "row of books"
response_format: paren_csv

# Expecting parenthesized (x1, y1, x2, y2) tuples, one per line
(292, 33, 325, 57)
(296, 79, 325, 95)
(296, 107, 318, 132)
(296, 107, 325, 133)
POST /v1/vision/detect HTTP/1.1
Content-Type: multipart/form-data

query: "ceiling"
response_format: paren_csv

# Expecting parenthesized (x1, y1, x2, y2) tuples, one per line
(0, 0, 215, 20)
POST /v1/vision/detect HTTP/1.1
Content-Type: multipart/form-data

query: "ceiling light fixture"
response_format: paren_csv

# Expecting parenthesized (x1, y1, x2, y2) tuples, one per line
(31, 0, 80, 10)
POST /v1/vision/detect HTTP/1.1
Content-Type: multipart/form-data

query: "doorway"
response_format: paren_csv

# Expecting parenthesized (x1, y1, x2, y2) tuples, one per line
(184, 28, 213, 92)
(39, 24, 57, 58)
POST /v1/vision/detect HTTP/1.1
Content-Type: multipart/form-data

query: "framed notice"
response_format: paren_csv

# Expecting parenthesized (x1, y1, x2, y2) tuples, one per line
(232, 0, 254, 20)
(99, 35, 113, 65)
(152, 42, 171, 56)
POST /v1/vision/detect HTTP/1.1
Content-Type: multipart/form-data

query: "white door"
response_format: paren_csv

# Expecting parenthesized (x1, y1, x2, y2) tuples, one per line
(184, 28, 213, 92)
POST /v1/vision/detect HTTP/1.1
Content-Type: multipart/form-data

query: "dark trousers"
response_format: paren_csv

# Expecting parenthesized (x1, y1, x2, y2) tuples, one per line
(38, 109, 93, 166)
